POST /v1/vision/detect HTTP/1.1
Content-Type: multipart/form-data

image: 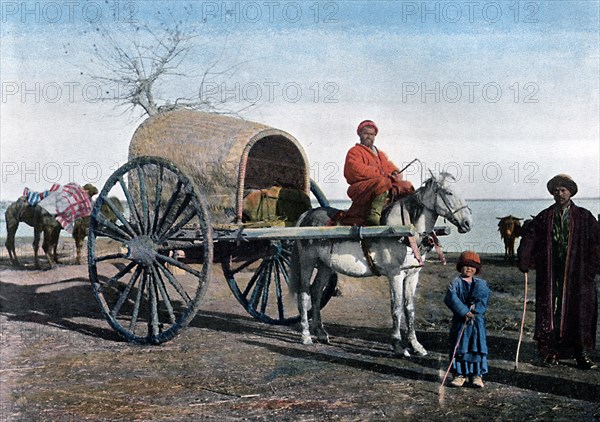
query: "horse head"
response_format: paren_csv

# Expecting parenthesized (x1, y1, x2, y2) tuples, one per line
(421, 172, 472, 233)
(385, 172, 472, 234)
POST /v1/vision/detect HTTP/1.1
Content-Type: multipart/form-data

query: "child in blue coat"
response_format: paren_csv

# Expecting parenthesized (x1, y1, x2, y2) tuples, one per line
(444, 251, 491, 388)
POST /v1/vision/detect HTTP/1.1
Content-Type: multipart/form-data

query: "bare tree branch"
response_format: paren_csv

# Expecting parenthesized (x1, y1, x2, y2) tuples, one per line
(84, 11, 254, 117)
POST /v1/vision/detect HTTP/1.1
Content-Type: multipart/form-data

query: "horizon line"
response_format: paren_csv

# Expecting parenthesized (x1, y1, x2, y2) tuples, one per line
(325, 197, 600, 202)
(1, 197, 599, 203)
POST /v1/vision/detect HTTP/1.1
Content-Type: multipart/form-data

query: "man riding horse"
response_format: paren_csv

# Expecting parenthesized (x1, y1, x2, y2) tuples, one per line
(343, 120, 415, 226)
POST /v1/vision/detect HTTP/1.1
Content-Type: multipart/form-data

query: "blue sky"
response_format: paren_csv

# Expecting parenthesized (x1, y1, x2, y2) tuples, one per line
(1, 1, 599, 201)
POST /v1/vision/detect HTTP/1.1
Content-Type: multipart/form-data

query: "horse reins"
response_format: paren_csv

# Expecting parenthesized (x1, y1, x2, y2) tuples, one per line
(361, 177, 467, 274)
(415, 182, 471, 227)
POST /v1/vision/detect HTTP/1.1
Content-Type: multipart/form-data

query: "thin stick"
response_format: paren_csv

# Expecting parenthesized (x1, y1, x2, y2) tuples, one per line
(515, 272, 529, 370)
(440, 320, 467, 388)
(398, 158, 420, 175)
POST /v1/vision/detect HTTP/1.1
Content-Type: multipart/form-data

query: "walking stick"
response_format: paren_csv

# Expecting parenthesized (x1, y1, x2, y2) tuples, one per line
(440, 320, 468, 389)
(515, 272, 529, 370)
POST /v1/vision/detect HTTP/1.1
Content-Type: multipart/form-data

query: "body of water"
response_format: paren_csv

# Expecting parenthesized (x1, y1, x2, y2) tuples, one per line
(327, 198, 600, 254)
(2, 198, 599, 254)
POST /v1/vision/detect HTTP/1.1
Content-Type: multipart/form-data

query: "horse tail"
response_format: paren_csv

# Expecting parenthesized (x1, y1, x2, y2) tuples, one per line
(289, 207, 333, 297)
(296, 209, 311, 227)
(5, 201, 21, 233)
(5, 205, 15, 249)
(288, 209, 315, 298)
(288, 239, 303, 298)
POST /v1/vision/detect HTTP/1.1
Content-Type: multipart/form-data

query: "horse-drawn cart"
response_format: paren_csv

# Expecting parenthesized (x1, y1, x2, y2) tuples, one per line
(87, 111, 455, 345)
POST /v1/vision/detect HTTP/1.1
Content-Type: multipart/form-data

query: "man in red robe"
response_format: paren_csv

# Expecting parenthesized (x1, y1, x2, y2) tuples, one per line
(518, 174, 600, 369)
(343, 120, 414, 226)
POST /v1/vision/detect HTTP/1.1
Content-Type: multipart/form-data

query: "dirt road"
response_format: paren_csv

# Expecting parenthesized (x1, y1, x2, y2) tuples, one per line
(1, 247, 599, 421)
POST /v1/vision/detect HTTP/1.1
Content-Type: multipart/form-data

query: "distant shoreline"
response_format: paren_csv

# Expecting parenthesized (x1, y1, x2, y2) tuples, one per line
(327, 197, 600, 202)
(466, 197, 600, 202)
(2, 197, 599, 204)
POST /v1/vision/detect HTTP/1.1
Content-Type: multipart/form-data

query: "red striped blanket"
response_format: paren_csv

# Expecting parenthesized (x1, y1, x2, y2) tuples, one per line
(39, 183, 93, 233)
(22, 183, 61, 206)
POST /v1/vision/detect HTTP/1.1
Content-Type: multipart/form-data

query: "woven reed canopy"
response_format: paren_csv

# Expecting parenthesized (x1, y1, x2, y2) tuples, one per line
(129, 110, 310, 224)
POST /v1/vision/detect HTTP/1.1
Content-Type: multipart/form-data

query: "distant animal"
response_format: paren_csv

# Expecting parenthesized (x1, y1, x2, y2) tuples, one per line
(497, 215, 523, 260)
(289, 173, 472, 357)
(5, 194, 124, 268)
(4, 183, 100, 268)
(5, 197, 62, 269)
(72, 197, 124, 264)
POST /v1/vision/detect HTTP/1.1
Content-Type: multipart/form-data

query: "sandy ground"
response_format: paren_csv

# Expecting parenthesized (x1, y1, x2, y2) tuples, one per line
(1, 237, 599, 421)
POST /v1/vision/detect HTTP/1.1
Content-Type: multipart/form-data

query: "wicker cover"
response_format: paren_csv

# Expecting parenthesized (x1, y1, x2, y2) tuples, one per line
(129, 110, 310, 224)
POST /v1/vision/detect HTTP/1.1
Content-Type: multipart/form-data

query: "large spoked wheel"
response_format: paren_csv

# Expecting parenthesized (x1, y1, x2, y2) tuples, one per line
(88, 156, 213, 344)
(221, 180, 337, 325)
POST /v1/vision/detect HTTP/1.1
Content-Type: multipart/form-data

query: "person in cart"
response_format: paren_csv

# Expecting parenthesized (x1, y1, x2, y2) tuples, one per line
(343, 120, 415, 226)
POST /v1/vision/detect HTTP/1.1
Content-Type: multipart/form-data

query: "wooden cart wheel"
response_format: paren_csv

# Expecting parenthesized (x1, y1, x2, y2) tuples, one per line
(222, 181, 337, 325)
(88, 156, 213, 344)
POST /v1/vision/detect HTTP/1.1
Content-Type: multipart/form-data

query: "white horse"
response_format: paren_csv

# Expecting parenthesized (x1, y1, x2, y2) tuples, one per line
(289, 172, 472, 357)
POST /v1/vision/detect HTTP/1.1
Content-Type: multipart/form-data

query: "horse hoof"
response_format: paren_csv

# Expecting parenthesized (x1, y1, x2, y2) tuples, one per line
(393, 343, 411, 358)
(396, 348, 411, 358)
(316, 335, 330, 344)
(301, 335, 313, 345)
(410, 343, 428, 356)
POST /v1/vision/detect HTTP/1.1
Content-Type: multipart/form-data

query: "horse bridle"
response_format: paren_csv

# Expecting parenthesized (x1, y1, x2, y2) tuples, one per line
(416, 179, 471, 227)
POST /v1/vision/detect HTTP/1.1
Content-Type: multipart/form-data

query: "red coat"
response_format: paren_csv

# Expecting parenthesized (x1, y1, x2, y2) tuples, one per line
(342, 144, 413, 225)
(518, 203, 600, 356)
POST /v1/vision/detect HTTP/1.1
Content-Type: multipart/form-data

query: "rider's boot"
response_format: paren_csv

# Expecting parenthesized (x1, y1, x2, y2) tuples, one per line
(366, 192, 388, 226)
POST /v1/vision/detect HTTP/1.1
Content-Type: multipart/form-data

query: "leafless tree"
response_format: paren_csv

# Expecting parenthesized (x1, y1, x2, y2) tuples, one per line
(86, 13, 252, 117)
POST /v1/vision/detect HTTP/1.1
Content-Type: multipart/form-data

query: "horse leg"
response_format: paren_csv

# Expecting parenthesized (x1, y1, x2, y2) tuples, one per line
(299, 281, 313, 345)
(33, 227, 42, 269)
(75, 235, 83, 264)
(5, 222, 20, 266)
(388, 272, 410, 357)
(73, 218, 85, 264)
(310, 265, 334, 344)
(41, 224, 59, 269)
(51, 224, 61, 264)
(404, 269, 427, 356)
(296, 243, 315, 345)
(41, 231, 55, 269)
